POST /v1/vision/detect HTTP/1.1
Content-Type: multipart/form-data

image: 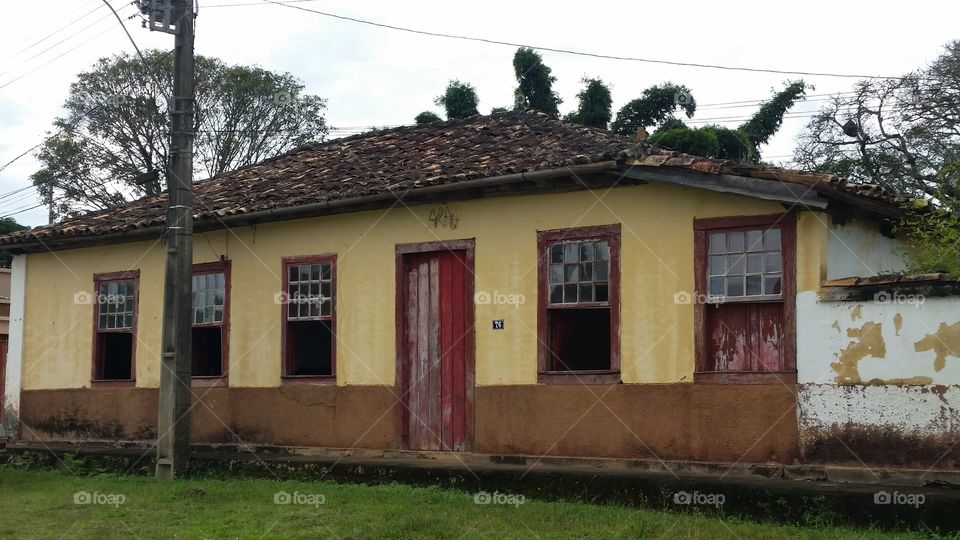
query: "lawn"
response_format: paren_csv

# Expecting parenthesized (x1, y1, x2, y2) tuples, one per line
(0, 465, 934, 539)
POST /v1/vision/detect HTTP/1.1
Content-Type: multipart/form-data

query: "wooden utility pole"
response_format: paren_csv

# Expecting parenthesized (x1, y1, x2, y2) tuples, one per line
(146, 0, 196, 479)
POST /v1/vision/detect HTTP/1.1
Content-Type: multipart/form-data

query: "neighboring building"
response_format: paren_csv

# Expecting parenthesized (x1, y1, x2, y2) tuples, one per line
(0, 267, 9, 426)
(1, 111, 958, 468)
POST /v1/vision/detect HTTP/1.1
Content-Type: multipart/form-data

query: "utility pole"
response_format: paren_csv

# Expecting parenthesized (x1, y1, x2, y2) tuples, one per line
(139, 0, 196, 479)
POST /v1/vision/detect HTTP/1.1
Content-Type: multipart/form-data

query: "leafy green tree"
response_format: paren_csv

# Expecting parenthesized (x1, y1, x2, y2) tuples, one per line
(649, 127, 719, 157)
(31, 49, 327, 220)
(415, 111, 442, 125)
(512, 48, 561, 117)
(490, 107, 509, 114)
(739, 81, 806, 159)
(435, 80, 479, 120)
(901, 163, 960, 278)
(565, 78, 613, 128)
(653, 116, 688, 133)
(647, 81, 805, 163)
(0, 217, 28, 267)
(610, 83, 696, 136)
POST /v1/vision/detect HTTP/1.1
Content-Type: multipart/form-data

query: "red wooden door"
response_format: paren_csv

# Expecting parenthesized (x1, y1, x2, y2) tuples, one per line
(401, 250, 471, 451)
(706, 302, 784, 372)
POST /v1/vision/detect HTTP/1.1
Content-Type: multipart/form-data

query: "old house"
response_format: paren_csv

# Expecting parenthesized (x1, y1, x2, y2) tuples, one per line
(1, 110, 958, 468)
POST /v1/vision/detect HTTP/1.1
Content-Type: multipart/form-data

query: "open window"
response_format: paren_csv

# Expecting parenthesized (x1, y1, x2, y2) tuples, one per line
(694, 214, 797, 383)
(281, 255, 336, 380)
(537, 225, 620, 384)
(92, 271, 138, 384)
(192, 262, 229, 383)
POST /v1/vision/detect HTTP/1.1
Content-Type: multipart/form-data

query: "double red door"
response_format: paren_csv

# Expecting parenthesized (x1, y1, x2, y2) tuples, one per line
(399, 249, 472, 451)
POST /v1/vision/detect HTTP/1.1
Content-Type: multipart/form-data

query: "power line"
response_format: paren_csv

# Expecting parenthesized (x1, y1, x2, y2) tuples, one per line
(0, 4, 136, 91)
(259, 0, 919, 81)
(0, 0, 102, 65)
(0, 6, 113, 79)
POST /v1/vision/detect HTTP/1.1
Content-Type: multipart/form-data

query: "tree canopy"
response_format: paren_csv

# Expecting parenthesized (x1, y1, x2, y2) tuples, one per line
(435, 80, 479, 120)
(610, 83, 696, 136)
(414, 111, 442, 125)
(565, 78, 613, 129)
(512, 48, 561, 117)
(648, 81, 806, 163)
(31, 49, 327, 220)
(0, 217, 28, 267)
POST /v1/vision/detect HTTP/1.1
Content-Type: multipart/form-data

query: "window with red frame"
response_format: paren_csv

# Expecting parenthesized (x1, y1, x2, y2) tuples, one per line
(92, 273, 138, 381)
(694, 215, 796, 381)
(192, 263, 229, 379)
(538, 225, 620, 381)
(282, 256, 336, 377)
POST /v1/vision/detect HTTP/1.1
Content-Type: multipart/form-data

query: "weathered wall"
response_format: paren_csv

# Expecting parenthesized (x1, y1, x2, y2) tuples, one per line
(797, 216, 960, 467)
(825, 219, 906, 280)
(19, 384, 797, 463)
(21, 182, 789, 390)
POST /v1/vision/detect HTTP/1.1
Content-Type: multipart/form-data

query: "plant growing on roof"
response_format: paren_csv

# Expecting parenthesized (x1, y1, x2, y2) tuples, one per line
(646, 81, 806, 163)
(565, 78, 613, 129)
(610, 83, 697, 137)
(512, 47, 562, 117)
(414, 111, 442, 125)
(434, 80, 480, 120)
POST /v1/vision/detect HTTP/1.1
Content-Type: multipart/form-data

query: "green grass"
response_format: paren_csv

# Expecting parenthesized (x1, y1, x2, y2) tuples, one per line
(0, 465, 933, 539)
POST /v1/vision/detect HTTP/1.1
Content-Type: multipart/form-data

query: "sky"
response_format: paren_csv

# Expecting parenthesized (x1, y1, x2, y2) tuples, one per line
(0, 0, 957, 227)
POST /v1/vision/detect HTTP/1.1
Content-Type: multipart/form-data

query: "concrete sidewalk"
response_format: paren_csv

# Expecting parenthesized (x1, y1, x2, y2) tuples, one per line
(6, 442, 960, 532)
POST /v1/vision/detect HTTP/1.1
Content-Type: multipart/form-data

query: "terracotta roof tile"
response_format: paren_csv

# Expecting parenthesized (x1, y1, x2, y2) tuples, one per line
(0, 110, 909, 249)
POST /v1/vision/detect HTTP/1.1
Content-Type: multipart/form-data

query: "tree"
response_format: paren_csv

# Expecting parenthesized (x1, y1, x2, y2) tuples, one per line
(31, 50, 327, 220)
(901, 162, 960, 278)
(646, 81, 805, 163)
(0, 217, 28, 267)
(610, 83, 696, 136)
(512, 47, 561, 117)
(565, 78, 613, 129)
(415, 111, 442, 125)
(739, 81, 806, 159)
(795, 41, 960, 197)
(649, 127, 719, 157)
(649, 125, 751, 161)
(434, 80, 479, 120)
(490, 107, 510, 114)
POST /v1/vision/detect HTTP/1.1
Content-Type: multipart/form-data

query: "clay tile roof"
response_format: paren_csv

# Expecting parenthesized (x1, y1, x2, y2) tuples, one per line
(0, 109, 911, 250)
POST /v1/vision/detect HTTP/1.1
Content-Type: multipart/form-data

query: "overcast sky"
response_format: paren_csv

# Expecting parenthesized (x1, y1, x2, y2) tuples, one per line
(1, 0, 957, 227)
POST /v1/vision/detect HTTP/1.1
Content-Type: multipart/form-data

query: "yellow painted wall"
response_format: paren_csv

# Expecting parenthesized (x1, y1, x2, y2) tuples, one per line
(22, 182, 812, 390)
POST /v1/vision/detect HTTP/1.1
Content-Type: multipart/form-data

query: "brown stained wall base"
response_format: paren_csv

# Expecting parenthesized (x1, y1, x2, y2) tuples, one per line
(20, 384, 799, 464)
(801, 424, 960, 469)
(475, 384, 799, 463)
(19, 386, 398, 449)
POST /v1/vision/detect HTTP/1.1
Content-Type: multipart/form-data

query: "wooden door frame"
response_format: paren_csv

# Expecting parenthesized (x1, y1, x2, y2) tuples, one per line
(394, 239, 476, 451)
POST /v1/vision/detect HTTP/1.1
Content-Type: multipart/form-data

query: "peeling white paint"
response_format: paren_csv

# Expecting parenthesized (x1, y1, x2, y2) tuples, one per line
(798, 383, 960, 433)
(797, 291, 960, 385)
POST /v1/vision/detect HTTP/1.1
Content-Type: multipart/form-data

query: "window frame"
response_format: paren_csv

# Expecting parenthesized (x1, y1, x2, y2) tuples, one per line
(537, 224, 621, 384)
(90, 270, 139, 387)
(693, 213, 797, 384)
(280, 254, 337, 383)
(191, 261, 231, 387)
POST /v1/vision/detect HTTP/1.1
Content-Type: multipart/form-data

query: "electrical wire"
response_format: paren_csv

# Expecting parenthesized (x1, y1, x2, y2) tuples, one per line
(259, 0, 921, 81)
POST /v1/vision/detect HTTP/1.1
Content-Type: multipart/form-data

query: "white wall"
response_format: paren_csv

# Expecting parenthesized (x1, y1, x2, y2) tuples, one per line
(797, 217, 960, 452)
(797, 292, 960, 385)
(826, 219, 906, 280)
